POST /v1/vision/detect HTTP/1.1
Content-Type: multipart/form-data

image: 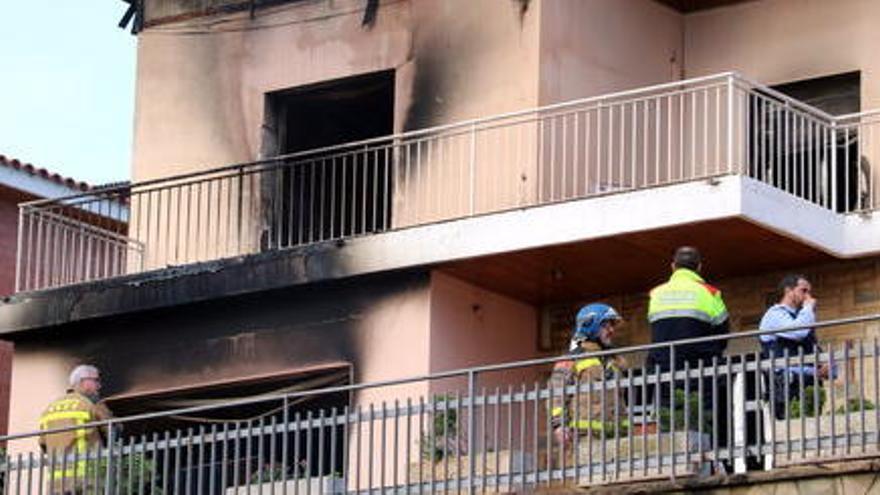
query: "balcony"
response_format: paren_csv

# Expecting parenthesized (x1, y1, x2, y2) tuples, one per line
(13, 72, 880, 294)
(3, 314, 880, 492)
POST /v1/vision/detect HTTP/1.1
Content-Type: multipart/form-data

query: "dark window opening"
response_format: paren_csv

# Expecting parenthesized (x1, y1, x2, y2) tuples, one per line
(748, 71, 868, 212)
(264, 70, 395, 248)
(774, 72, 860, 116)
(106, 365, 351, 495)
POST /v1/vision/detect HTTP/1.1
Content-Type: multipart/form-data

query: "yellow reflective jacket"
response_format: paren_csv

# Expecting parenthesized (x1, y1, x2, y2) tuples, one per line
(647, 268, 729, 369)
(548, 342, 628, 435)
(38, 391, 113, 486)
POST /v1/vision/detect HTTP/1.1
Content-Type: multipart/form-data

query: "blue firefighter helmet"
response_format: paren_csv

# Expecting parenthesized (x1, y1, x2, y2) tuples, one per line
(573, 303, 621, 344)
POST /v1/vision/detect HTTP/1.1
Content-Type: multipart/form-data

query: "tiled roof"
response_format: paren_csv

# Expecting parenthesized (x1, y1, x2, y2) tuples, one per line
(0, 153, 92, 192)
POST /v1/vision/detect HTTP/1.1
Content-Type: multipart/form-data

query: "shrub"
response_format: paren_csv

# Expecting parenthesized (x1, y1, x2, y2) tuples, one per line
(834, 397, 876, 415)
(657, 389, 710, 432)
(420, 395, 459, 462)
(788, 386, 826, 419)
(82, 451, 163, 495)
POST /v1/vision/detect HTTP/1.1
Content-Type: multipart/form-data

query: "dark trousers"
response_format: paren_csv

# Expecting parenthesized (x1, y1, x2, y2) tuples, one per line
(646, 357, 729, 449)
(767, 370, 817, 420)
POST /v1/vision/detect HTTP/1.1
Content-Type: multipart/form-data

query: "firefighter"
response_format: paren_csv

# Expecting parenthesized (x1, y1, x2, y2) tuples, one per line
(39, 365, 114, 495)
(549, 303, 627, 445)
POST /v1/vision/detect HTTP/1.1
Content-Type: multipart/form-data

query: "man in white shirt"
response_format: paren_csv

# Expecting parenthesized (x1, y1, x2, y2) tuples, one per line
(759, 274, 829, 419)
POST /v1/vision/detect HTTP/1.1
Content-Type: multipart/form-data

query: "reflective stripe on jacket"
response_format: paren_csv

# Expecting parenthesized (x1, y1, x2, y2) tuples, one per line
(38, 392, 112, 484)
(647, 268, 729, 370)
(548, 342, 628, 435)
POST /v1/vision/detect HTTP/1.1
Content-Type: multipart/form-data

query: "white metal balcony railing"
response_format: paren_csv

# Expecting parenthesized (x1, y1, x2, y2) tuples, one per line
(14, 72, 879, 292)
(2, 314, 880, 494)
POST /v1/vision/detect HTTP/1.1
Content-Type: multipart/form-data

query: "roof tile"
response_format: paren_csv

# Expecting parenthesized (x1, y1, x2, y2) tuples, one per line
(0, 153, 92, 192)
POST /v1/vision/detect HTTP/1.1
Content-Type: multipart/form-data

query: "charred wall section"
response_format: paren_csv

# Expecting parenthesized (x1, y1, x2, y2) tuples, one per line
(6, 268, 430, 437)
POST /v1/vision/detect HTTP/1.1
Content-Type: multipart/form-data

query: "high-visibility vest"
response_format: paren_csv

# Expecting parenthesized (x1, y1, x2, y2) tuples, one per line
(39, 392, 109, 482)
(647, 268, 729, 367)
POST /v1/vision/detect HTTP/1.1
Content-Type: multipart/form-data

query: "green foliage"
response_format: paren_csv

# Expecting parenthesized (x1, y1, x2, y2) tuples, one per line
(657, 389, 709, 432)
(85, 451, 163, 495)
(788, 386, 826, 419)
(420, 395, 460, 462)
(834, 398, 876, 415)
(248, 459, 316, 485)
(249, 463, 287, 484)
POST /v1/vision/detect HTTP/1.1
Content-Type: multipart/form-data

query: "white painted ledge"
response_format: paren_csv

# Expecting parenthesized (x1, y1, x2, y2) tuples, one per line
(317, 175, 879, 279)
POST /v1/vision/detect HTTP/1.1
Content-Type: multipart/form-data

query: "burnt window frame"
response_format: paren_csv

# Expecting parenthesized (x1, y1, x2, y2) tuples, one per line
(261, 70, 396, 250)
(748, 71, 866, 212)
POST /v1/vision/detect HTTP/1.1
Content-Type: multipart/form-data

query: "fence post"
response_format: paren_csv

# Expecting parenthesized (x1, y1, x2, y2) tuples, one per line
(104, 420, 115, 495)
(467, 370, 477, 494)
(732, 367, 747, 474)
(669, 344, 676, 481)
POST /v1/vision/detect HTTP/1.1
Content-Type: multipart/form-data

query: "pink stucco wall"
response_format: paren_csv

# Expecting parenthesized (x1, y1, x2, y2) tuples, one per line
(132, 0, 541, 181)
(427, 271, 542, 395)
(537, 0, 684, 105)
(684, 0, 880, 106)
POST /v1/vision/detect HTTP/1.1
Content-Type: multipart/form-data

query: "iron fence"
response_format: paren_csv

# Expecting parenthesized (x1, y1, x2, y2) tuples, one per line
(2, 314, 880, 494)
(14, 72, 879, 292)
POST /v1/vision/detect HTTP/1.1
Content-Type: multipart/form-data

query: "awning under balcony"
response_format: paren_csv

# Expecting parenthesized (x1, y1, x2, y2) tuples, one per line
(104, 362, 351, 437)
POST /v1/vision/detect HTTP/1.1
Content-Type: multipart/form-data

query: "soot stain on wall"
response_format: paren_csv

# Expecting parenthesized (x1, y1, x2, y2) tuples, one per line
(11, 269, 430, 398)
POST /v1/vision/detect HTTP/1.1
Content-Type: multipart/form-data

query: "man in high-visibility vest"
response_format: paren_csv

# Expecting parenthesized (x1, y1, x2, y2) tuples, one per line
(549, 303, 628, 445)
(646, 247, 729, 454)
(39, 365, 113, 495)
(647, 246, 729, 375)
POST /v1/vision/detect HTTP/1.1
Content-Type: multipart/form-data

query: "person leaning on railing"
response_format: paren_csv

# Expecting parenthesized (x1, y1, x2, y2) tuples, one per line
(759, 274, 830, 420)
(549, 303, 628, 445)
(38, 365, 114, 495)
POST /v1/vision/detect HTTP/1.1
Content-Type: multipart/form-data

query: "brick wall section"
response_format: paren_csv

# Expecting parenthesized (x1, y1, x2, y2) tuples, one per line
(0, 186, 26, 298)
(546, 255, 880, 409)
(0, 186, 24, 438)
(0, 340, 12, 436)
(549, 255, 880, 350)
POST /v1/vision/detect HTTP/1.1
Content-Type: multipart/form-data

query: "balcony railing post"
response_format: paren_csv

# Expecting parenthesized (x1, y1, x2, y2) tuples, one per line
(15, 205, 25, 293)
(237, 165, 245, 256)
(831, 122, 839, 211)
(727, 75, 736, 174)
(469, 123, 477, 215)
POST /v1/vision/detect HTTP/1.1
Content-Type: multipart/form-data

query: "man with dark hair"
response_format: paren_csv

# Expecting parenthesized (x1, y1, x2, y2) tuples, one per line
(759, 274, 829, 419)
(647, 246, 729, 373)
(672, 245, 702, 272)
(647, 246, 729, 470)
